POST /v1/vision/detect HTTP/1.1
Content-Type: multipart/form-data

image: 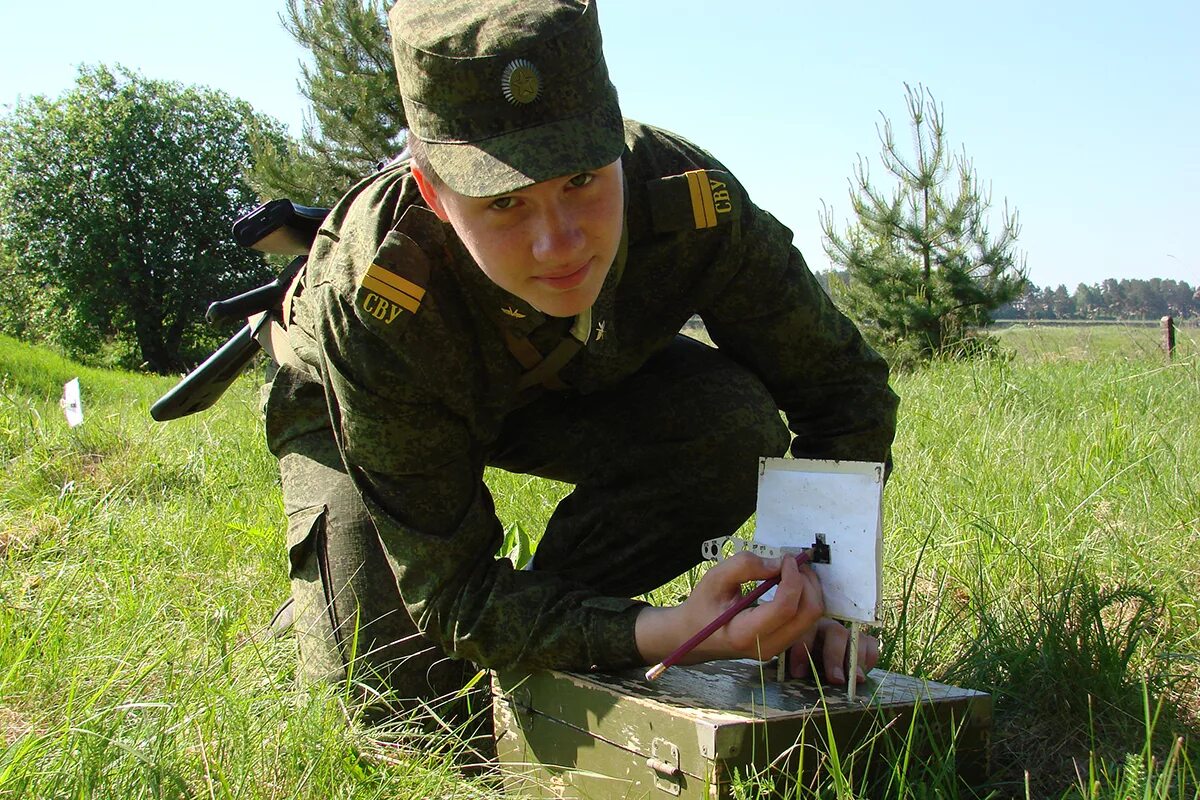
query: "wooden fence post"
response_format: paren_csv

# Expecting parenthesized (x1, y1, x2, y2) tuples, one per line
(1161, 315, 1175, 361)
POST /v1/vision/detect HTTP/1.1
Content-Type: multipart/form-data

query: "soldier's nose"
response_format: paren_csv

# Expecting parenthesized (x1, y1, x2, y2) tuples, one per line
(531, 206, 585, 264)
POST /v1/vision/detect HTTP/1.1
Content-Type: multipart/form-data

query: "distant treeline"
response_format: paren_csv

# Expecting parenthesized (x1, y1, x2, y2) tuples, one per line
(816, 272, 1199, 321)
(995, 278, 1199, 321)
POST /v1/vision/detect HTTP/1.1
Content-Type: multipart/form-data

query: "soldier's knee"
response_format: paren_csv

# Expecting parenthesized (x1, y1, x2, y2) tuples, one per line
(709, 370, 789, 462)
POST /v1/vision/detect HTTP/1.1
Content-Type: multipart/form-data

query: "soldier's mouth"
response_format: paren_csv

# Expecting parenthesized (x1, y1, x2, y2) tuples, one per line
(535, 258, 592, 291)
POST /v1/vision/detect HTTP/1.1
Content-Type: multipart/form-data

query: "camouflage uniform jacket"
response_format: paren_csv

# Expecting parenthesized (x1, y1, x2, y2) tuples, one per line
(265, 119, 899, 673)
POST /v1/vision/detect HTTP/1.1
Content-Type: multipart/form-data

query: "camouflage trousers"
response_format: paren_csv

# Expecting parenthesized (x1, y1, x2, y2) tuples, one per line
(275, 335, 789, 708)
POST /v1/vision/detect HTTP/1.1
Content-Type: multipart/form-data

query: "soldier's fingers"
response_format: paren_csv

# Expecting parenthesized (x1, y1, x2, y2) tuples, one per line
(855, 633, 881, 683)
(706, 552, 781, 595)
(763, 554, 804, 610)
(820, 620, 851, 685)
(761, 567, 824, 660)
(725, 559, 811, 652)
(788, 625, 819, 679)
(796, 565, 824, 623)
(690, 553, 781, 626)
(774, 565, 824, 637)
(766, 559, 824, 634)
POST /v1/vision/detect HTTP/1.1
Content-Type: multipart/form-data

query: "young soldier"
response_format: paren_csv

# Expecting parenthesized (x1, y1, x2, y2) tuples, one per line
(265, 0, 898, 712)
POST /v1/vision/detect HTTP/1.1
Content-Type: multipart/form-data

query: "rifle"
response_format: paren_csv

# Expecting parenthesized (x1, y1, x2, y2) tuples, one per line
(149, 200, 329, 422)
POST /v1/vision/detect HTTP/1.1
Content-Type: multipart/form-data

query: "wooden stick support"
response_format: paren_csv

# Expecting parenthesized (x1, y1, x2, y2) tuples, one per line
(847, 621, 860, 702)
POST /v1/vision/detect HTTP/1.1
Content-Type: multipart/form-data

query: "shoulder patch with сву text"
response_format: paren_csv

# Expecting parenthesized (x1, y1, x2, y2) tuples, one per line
(647, 169, 741, 234)
(356, 230, 430, 327)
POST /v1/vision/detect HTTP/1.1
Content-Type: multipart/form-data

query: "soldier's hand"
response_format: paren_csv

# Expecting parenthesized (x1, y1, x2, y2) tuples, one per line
(635, 552, 824, 666)
(787, 618, 879, 685)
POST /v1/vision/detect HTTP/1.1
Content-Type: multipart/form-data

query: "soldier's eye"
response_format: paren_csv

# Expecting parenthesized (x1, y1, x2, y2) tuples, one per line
(567, 173, 594, 188)
(489, 196, 517, 210)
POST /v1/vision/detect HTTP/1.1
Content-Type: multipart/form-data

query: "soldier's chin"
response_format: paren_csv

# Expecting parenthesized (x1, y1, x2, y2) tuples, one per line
(532, 266, 608, 317)
(534, 290, 598, 318)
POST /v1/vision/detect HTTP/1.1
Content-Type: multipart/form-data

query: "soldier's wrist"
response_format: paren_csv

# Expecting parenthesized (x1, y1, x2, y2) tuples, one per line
(634, 604, 728, 666)
(634, 605, 680, 665)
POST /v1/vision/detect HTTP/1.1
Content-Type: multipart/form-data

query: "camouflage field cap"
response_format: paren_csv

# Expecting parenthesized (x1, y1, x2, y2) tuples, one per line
(388, 0, 624, 198)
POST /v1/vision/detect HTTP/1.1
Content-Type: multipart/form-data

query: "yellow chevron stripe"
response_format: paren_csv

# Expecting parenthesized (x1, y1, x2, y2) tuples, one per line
(686, 171, 706, 229)
(362, 273, 421, 313)
(699, 173, 718, 227)
(685, 170, 718, 229)
(366, 263, 426, 301)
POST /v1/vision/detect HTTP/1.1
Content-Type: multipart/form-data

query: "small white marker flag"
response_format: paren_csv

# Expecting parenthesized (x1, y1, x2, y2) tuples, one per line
(61, 377, 83, 427)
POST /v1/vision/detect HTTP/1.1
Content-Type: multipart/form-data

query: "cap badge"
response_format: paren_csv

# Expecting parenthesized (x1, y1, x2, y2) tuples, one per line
(501, 59, 541, 105)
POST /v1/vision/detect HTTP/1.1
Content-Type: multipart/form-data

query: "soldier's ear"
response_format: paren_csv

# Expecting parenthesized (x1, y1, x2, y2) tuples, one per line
(412, 165, 451, 222)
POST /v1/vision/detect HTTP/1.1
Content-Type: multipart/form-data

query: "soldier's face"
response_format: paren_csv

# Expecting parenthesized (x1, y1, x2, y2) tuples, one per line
(416, 159, 624, 317)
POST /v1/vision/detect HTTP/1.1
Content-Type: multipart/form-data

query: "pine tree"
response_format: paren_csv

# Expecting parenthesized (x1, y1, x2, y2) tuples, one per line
(252, 0, 405, 206)
(821, 84, 1027, 362)
(1074, 283, 1101, 319)
(1050, 284, 1074, 319)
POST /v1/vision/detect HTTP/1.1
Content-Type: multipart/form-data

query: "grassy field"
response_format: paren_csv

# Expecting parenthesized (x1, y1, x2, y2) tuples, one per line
(991, 320, 1196, 362)
(0, 323, 1197, 798)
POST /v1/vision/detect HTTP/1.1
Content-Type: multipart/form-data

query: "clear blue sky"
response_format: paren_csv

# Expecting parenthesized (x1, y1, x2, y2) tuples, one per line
(2, 0, 1197, 290)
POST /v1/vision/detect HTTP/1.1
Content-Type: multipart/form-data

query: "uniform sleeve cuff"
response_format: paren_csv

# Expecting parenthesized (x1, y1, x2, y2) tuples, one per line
(582, 596, 651, 670)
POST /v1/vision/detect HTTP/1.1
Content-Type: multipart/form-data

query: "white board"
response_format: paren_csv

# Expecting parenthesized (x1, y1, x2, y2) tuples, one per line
(753, 457, 884, 624)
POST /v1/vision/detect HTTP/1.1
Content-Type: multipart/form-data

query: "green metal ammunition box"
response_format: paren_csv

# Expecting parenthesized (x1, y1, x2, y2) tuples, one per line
(493, 661, 991, 798)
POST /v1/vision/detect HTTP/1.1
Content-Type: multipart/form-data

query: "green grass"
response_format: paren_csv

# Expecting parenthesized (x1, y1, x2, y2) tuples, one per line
(992, 319, 1197, 362)
(886, 329, 1199, 794)
(1, 328, 1197, 798)
(0, 340, 499, 798)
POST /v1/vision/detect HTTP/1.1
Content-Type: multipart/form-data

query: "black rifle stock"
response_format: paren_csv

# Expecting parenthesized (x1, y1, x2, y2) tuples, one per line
(150, 200, 329, 422)
(150, 322, 260, 421)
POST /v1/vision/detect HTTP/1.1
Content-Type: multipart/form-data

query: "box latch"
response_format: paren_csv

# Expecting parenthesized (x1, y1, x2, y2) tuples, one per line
(647, 737, 681, 796)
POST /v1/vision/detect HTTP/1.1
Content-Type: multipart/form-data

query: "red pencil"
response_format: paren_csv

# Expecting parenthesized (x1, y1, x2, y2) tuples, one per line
(645, 550, 812, 681)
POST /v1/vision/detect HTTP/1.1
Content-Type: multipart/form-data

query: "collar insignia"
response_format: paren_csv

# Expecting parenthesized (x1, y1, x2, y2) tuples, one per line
(595, 321, 607, 341)
(501, 306, 527, 319)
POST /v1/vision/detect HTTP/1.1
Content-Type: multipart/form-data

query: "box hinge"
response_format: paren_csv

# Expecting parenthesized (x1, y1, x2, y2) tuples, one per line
(647, 737, 681, 796)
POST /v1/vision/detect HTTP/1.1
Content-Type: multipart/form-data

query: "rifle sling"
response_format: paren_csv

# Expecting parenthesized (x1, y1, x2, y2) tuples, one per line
(519, 337, 582, 392)
(501, 329, 572, 392)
